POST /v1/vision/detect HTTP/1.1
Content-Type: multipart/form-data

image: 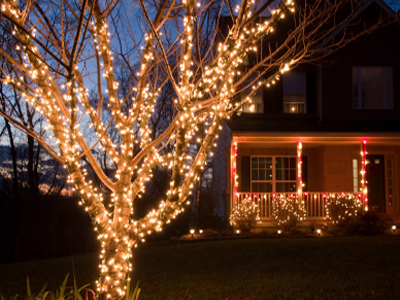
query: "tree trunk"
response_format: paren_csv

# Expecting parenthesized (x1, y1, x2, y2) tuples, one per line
(97, 175, 133, 299)
(27, 133, 40, 202)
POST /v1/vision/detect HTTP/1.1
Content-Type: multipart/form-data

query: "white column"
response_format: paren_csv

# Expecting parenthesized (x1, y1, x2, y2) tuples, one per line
(297, 141, 303, 198)
(361, 140, 368, 211)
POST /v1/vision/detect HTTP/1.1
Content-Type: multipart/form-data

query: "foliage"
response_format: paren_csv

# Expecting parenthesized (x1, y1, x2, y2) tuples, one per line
(325, 194, 363, 224)
(230, 197, 261, 233)
(199, 229, 219, 237)
(337, 207, 391, 235)
(0, 274, 141, 300)
(125, 280, 140, 300)
(272, 196, 306, 230)
(1, 274, 90, 300)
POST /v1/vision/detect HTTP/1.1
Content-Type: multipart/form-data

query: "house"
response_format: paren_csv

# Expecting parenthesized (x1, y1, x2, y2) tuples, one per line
(223, 0, 400, 227)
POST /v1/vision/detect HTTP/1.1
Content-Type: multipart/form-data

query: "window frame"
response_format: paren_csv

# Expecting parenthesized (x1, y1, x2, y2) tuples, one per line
(250, 155, 297, 193)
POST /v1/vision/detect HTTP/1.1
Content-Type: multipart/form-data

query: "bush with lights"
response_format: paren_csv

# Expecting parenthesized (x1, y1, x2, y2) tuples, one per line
(272, 195, 306, 230)
(325, 194, 363, 224)
(230, 197, 261, 233)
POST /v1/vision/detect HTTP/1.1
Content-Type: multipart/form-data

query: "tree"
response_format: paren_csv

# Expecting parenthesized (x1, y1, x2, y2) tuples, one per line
(0, 45, 70, 262)
(0, 0, 386, 297)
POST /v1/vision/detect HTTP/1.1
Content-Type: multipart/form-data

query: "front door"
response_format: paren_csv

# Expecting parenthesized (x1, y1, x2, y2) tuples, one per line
(366, 155, 386, 213)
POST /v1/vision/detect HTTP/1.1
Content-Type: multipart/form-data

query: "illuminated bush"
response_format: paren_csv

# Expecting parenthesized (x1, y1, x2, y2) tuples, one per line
(230, 197, 261, 233)
(325, 194, 362, 224)
(272, 195, 306, 230)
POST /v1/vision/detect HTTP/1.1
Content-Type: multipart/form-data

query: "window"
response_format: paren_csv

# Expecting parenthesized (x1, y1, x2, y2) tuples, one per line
(283, 72, 306, 113)
(242, 73, 264, 113)
(352, 67, 393, 109)
(242, 88, 263, 113)
(352, 159, 358, 193)
(251, 156, 297, 193)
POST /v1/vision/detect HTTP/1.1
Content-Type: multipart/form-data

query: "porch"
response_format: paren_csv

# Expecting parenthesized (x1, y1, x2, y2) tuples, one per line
(234, 192, 362, 225)
(227, 134, 400, 224)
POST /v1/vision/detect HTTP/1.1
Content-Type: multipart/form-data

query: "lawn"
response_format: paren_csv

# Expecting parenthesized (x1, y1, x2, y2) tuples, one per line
(1, 236, 400, 299)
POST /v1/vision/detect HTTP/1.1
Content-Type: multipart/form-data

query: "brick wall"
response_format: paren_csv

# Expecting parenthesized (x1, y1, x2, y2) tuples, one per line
(303, 148, 317, 191)
(319, 145, 357, 192)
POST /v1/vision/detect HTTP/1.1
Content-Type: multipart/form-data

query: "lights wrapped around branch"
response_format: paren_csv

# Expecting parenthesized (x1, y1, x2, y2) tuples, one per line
(0, 0, 298, 298)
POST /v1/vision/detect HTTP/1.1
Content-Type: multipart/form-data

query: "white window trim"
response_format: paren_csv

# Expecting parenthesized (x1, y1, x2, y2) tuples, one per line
(250, 155, 297, 193)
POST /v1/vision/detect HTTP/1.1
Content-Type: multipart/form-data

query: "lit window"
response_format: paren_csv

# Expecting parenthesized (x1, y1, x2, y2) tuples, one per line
(352, 159, 358, 193)
(251, 156, 297, 193)
(352, 66, 393, 109)
(241, 73, 264, 113)
(283, 72, 306, 113)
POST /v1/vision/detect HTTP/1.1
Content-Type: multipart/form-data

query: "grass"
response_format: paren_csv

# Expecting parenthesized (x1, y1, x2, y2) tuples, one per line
(1, 235, 400, 299)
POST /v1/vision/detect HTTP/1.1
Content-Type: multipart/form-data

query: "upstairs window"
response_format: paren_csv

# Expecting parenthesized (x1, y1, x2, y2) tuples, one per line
(241, 73, 264, 113)
(352, 67, 393, 109)
(242, 88, 263, 113)
(283, 72, 306, 113)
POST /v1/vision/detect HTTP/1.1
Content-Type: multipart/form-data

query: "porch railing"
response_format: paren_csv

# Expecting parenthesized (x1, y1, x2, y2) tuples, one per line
(234, 192, 362, 221)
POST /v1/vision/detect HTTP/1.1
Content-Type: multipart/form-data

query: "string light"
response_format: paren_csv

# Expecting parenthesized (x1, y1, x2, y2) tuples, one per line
(325, 193, 363, 224)
(272, 193, 306, 226)
(230, 196, 262, 229)
(0, 0, 296, 297)
(361, 140, 368, 211)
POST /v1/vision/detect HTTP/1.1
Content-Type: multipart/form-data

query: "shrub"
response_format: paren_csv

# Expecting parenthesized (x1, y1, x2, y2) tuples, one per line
(1, 274, 140, 300)
(272, 196, 306, 230)
(1, 274, 90, 300)
(325, 194, 363, 224)
(201, 229, 219, 237)
(338, 207, 390, 235)
(230, 197, 261, 233)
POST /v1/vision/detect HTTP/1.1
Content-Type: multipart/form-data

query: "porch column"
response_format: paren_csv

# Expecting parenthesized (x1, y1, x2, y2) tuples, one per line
(361, 140, 368, 211)
(297, 141, 303, 200)
(230, 140, 238, 211)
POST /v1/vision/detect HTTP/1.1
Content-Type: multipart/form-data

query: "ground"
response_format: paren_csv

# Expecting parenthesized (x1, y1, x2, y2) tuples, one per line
(0, 236, 399, 299)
